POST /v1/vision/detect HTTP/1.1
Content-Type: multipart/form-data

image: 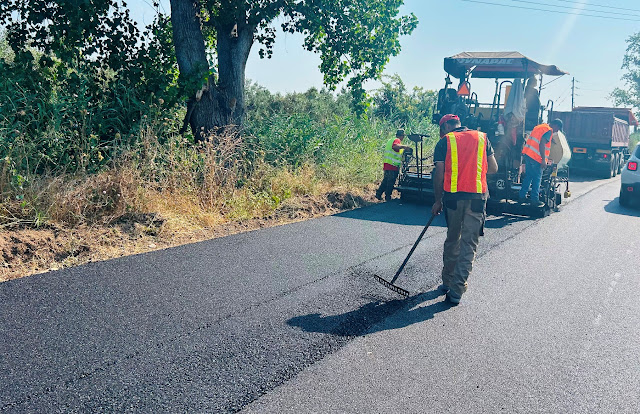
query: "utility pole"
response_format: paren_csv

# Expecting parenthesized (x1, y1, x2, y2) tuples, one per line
(571, 77, 575, 109)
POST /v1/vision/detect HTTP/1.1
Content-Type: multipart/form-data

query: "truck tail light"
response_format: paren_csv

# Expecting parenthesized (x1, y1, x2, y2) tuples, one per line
(629, 161, 638, 171)
(603, 153, 608, 159)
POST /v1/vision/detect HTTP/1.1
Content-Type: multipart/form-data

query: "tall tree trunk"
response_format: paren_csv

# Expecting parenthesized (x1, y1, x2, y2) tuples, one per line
(170, 0, 254, 141)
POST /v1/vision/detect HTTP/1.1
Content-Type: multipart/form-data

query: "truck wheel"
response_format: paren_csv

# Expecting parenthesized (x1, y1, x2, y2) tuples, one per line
(617, 154, 623, 174)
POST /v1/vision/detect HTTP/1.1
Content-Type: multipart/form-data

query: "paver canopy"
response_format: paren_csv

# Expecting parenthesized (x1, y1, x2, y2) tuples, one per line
(444, 51, 569, 79)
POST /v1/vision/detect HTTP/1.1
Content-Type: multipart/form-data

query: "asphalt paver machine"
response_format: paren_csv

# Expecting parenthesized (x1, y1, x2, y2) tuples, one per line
(397, 52, 571, 217)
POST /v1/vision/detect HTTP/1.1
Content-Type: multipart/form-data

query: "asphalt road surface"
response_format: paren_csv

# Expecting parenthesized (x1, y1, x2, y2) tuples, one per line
(1, 175, 638, 413)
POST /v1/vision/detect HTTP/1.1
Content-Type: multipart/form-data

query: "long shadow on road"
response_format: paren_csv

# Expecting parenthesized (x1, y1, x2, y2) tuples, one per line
(336, 200, 445, 227)
(338, 200, 531, 230)
(287, 289, 453, 337)
(569, 171, 614, 182)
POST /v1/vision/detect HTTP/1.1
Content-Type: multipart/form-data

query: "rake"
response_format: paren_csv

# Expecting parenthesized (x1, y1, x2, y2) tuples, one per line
(374, 213, 436, 297)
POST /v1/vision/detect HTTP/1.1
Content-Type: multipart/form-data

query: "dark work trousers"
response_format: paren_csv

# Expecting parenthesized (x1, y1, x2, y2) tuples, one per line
(442, 198, 486, 300)
(376, 169, 399, 201)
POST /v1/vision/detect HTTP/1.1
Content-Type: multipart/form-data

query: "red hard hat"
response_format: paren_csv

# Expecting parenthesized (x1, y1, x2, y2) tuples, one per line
(439, 114, 460, 126)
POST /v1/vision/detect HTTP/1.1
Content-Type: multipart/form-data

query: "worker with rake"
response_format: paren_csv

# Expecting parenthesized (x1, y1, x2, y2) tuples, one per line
(431, 114, 498, 305)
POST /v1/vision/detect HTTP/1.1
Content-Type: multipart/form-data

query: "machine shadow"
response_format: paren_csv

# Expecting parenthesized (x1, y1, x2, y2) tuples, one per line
(483, 214, 533, 228)
(568, 171, 612, 182)
(604, 198, 640, 217)
(287, 289, 453, 337)
(337, 200, 529, 230)
(335, 200, 447, 227)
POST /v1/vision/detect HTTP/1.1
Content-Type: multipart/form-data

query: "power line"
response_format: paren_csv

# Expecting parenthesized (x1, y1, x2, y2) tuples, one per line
(509, 0, 640, 18)
(541, 75, 564, 89)
(554, 0, 640, 13)
(579, 87, 613, 92)
(554, 86, 573, 101)
(460, 0, 639, 22)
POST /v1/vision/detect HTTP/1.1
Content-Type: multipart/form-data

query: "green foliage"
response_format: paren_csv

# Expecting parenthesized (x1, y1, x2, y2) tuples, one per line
(244, 80, 438, 181)
(186, 0, 418, 121)
(0, 0, 432, 228)
(612, 32, 640, 117)
(373, 74, 436, 128)
(280, 0, 418, 115)
(0, 0, 138, 69)
(630, 132, 640, 150)
(0, 14, 180, 185)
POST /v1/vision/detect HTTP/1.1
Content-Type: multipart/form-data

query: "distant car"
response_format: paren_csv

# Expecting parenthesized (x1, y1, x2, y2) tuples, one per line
(620, 143, 640, 206)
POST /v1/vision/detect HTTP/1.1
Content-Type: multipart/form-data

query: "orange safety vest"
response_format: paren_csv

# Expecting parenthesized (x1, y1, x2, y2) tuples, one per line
(444, 130, 488, 194)
(522, 124, 552, 164)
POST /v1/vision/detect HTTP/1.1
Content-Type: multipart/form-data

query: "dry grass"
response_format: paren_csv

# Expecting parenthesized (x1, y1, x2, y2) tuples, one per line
(0, 129, 382, 282)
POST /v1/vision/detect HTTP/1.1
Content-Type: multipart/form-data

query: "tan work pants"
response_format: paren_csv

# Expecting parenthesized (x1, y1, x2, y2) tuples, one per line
(441, 199, 486, 299)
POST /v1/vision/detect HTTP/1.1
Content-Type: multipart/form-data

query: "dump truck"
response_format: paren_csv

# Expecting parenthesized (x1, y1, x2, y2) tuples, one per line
(397, 51, 570, 218)
(552, 107, 638, 179)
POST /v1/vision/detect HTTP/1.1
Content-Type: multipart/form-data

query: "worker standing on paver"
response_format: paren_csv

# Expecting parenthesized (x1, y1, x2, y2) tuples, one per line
(431, 114, 499, 305)
(376, 129, 413, 201)
(519, 119, 563, 207)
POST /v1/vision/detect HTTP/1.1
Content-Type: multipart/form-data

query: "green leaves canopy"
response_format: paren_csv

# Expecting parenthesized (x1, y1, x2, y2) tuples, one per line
(612, 33, 640, 117)
(194, 0, 417, 114)
(280, 0, 417, 112)
(0, 0, 139, 68)
(2, 0, 417, 128)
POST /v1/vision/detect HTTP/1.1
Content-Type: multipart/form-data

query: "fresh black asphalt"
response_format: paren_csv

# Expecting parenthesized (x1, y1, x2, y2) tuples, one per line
(0, 177, 626, 412)
(243, 179, 640, 413)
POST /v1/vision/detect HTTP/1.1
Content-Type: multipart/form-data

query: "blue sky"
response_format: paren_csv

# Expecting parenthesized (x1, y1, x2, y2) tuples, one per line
(132, 0, 640, 112)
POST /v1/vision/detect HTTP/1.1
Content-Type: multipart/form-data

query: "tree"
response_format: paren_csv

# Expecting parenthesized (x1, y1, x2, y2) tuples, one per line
(612, 32, 640, 116)
(170, 0, 417, 141)
(0, 0, 140, 69)
(0, 1, 180, 172)
(372, 74, 436, 127)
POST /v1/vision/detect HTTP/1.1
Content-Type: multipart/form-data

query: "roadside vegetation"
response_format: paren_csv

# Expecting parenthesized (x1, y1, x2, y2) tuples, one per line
(630, 132, 640, 150)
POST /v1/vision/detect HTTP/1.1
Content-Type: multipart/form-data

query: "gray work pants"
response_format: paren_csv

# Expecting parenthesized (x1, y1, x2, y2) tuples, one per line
(441, 198, 486, 300)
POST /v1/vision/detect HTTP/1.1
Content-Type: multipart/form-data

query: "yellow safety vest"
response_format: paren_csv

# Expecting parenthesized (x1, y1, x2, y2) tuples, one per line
(384, 138, 402, 167)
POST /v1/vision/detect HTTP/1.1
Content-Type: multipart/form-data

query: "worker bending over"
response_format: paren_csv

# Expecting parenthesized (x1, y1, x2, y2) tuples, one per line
(519, 119, 563, 207)
(431, 114, 499, 305)
(376, 129, 413, 201)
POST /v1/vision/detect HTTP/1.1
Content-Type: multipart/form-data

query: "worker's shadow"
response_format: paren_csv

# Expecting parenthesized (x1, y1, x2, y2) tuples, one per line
(287, 289, 454, 337)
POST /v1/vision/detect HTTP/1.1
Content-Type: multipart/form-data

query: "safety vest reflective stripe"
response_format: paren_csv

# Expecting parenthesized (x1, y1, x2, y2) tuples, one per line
(523, 142, 541, 156)
(522, 124, 552, 163)
(476, 134, 485, 193)
(384, 138, 402, 167)
(444, 130, 487, 194)
(448, 134, 459, 193)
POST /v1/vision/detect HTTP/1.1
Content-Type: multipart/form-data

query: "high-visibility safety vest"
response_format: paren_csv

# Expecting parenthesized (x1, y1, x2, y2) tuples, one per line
(444, 130, 488, 194)
(522, 123, 552, 164)
(383, 138, 402, 167)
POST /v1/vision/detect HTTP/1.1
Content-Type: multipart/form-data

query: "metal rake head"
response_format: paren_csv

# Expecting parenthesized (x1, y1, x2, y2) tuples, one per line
(374, 275, 410, 297)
